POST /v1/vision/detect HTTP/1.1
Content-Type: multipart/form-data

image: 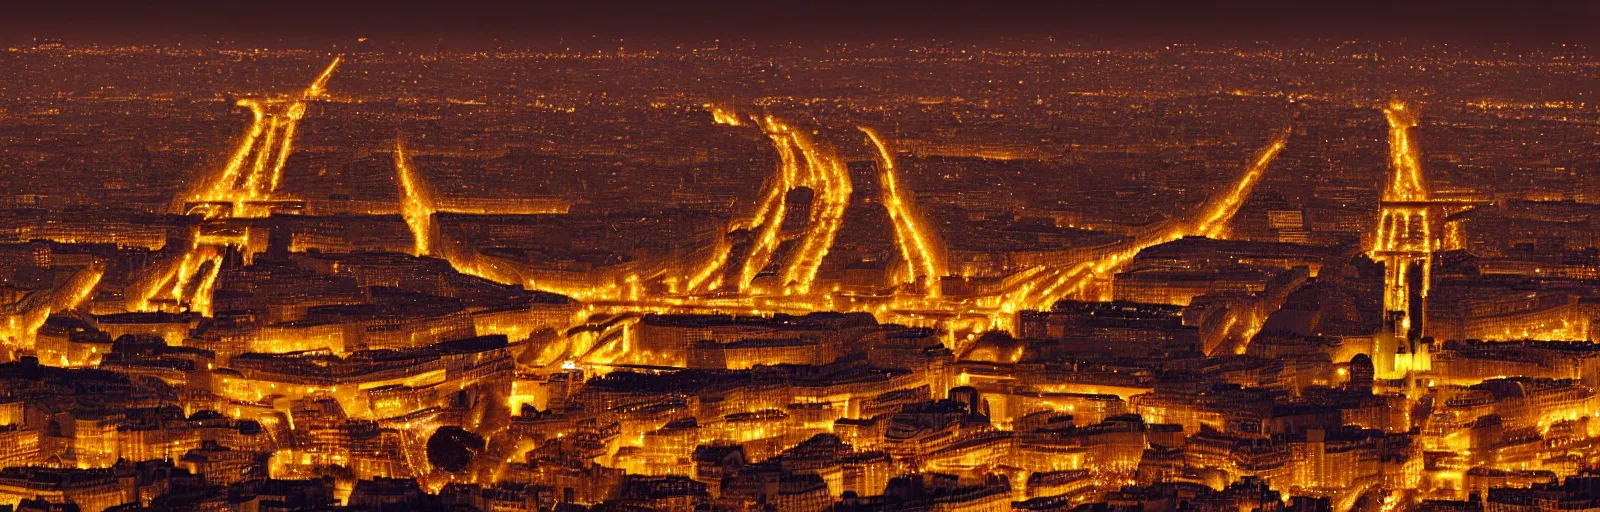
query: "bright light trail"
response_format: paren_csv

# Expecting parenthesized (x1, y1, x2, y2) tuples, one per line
(989, 126, 1292, 314)
(779, 122, 853, 295)
(1381, 99, 1428, 203)
(1191, 128, 1291, 238)
(860, 126, 945, 298)
(393, 138, 438, 257)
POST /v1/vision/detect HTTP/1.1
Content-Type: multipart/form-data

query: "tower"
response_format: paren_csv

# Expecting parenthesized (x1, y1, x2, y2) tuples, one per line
(1370, 99, 1436, 346)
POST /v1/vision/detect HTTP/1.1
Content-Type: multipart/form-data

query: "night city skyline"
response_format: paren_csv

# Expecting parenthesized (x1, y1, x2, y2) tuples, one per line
(1, 2, 1600, 512)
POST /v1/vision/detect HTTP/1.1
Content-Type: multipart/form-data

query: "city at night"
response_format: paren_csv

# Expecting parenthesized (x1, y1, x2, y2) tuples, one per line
(1, 2, 1600, 511)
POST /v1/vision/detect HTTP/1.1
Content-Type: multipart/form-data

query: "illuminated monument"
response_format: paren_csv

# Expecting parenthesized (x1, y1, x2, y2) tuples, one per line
(1366, 99, 1481, 377)
(183, 57, 342, 220)
(1371, 99, 1434, 344)
(130, 57, 343, 316)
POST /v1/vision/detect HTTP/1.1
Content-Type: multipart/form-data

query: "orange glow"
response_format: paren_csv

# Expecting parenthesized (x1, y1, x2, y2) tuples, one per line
(778, 120, 853, 295)
(1381, 99, 1428, 203)
(1, 263, 104, 348)
(1191, 128, 1291, 238)
(1370, 99, 1435, 321)
(193, 100, 267, 205)
(707, 104, 742, 126)
(190, 255, 224, 317)
(306, 55, 342, 97)
(734, 125, 798, 292)
(988, 126, 1291, 316)
(393, 138, 437, 257)
(860, 126, 945, 298)
(186, 55, 341, 216)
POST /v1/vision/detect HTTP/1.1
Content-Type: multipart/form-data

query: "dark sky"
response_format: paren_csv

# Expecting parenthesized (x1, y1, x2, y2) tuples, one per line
(5, 0, 1598, 47)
